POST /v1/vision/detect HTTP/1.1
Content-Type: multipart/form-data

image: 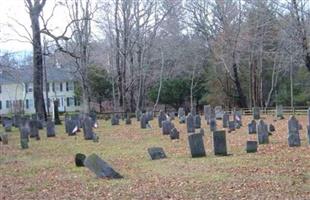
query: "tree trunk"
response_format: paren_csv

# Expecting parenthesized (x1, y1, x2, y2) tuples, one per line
(232, 63, 247, 108)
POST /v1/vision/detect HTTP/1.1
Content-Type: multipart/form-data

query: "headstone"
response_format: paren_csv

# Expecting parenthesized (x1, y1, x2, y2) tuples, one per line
(162, 120, 173, 135)
(71, 114, 81, 129)
(92, 133, 99, 143)
(146, 111, 154, 121)
(46, 119, 56, 137)
(186, 113, 195, 133)
(188, 133, 206, 158)
(75, 153, 86, 167)
(19, 124, 29, 142)
(215, 106, 224, 119)
(179, 115, 186, 124)
(287, 116, 301, 147)
(53, 100, 61, 125)
(178, 108, 185, 118)
(84, 153, 123, 179)
(228, 121, 235, 132)
(253, 107, 260, 120)
(275, 105, 284, 119)
(248, 120, 257, 134)
(257, 120, 269, 144)
(147, 147, 167, 160)
(194, 114, 201, 129)
(111, 115, 119, 125)
(139, 114, 147, 129)
(222, 112, 229, 128)
(1, 133, 8, 145)
(307, 107, 310, 125)
(83, 117, 95, 140)
(210, 117, 217, 132)
(170, 127, 179, 140)
(3, 118, 13, 132)
(204, 105, 211, 123)
(89, 112, 97, 127)
(213, 130, 227, 156)
(307, 125, 310, 145)
(136, 109, 142, 121)
(13, 114, 21, 127)
(125, 115, 132, 125)
(268, 124, 275, 132)
(233, 110, 242, 127)
(246, 141, 257, 153)
(157, 110, 167, 128)
(29, 120, 39, 139)
(67, 119, 78, 136)
(20, 138, 29, 149)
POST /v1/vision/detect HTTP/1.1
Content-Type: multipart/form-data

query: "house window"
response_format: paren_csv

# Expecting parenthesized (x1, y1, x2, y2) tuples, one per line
(66, 82, 69, 91)
(68, 82, 74, 91)
(0, 101, 2, 109)
(47, 83, 50, 92)
(0, 85, 1, 93)
(67, 97, 70, 107)
(52, 83, 55, 92)
(26, 99, 29, 109)
(6, 100, 11, 108)
(66, 97, 75, 107)
(25, 83, 33, 93)
(74, 97, 80, 106)
(25, 99, 33, 109)
(60, 83, 63, 92)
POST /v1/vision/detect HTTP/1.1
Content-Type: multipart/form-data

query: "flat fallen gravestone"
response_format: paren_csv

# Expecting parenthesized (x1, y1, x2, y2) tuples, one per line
(75, 153, 86, 167)
(257, 120, 269, 144)
(84, 153, 123, 179)
(188, 133, 206, 158)
(46, 119, 56, 137)
(213, 130, 227, 156)
(147, 147, 167, 160)
(288, 116, 301, 147)
(246, 141, 257, 153)
(248, 120, 257, 134)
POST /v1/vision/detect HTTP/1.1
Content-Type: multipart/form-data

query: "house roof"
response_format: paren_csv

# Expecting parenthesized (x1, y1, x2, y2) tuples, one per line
(0, 67, 76, 84)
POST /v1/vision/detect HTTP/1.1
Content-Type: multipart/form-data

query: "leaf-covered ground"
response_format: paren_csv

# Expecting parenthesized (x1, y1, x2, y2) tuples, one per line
(1, 115, 309, 200)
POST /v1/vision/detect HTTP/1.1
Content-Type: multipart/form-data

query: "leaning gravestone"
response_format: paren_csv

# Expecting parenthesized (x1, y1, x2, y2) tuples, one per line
(158, 110, 167, 128)
(204, 105, 211, 123)
(170, 127, 179, 140)
(29, 120, 39, 139)
(186, 113, 195, 133)
(257, 120, 269, 144)
(111, 115, 119, 126)
(275, 105, 284, 119)
(246, 141, 257, 153)
(194, 114, 201, 129)
(188, 133, 206, 158)
(222, 112, 229, 128)
(253, 107, 260, 120)
(215, 106, 224, 119)
(162, 120, 173, 135)
(147, 147, 167, 160)
(84, 153, 123, 179)
(213, 130, 227, 156)
(287, 116, 301, 147)
(75, 153, 86, 167)
(83, 117, 95, 140)
(248, 120, 257, 134)
(46, 119, 56, 137)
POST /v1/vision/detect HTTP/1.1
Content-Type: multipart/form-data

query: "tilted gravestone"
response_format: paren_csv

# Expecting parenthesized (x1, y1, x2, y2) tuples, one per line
(215, 106, 224, 119)
(204, 105, 211, 123)
(188, 133, 206, 158)
(213, 130, 227, 156)
(228, 121, 235, 132)
(75, 153, 86, 167)
(253, 107, 260, 120)
(84, 153, 123, 179)
(162, 120, 173, 135)
(147, 147, 167, 160)
(46, 119, 56, 137)
(275, 105, 284, 119)
(246, 141, 257, 153)
(111, 115, 119, 126)
(186, 113, 195, 133)
(83, 117, 95, 140)
(29, 120, 39, 139)
(67, 119, 78, 136)
(194, 114, 201, 129)
(157, 110, 167, 128)
(257, 120, 269, 144)
(170, 127, 179, 140)
(248, 120, 257, 134)
(140, 114, 148, 129)
(222, 112, 229, 128)
(287, 116, 301, 147)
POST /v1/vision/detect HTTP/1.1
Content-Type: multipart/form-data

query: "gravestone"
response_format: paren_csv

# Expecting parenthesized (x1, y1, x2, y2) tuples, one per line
(253, 107, 260, 120)
(228, 121, 235, 132)
(257, 120, 269, 144)
(140, 114, 148, 129)
(3, 118, 13, 132)
(136, 109, 142, 121)
(162, 120, 173, 135)
(158, 110, 167, 128)
(233, 110, 242, 127)
(213, 130, 227, 156)
(84, 153, 123, 179)
(307, 125, 310, 145)
(307, 107, 310, 125)
(215, 106, 224, 119)
(20, 138, 29, 149)
(204, 105, 211, 123)
(125, 115, 132, 125)
(92, 133, 99, 143)
(36, 113, 44, 129)
(19, 124, 30, 142)
(275, 105, 284, 119)
(53, 100, 61, 125)
(67, 119, 78, 136)
(89, 112, 97, 127)
(71, 114, 81, 129)
(147, 147, 167, 160)
(210, 117, 217, 132)
(146, 111, 154, 121)
(111, 115, 119, 126)
(287, 116, 301, 147)
(248, 120, 257, 134)
(83, 117, 95, 140)
(29, 120, 39, 139)
(179, 115, 186, 124)
(46, 119, 56, 137)
(186, 113, 195, 133)
(222, 112, 229, 128)
(268, 124, 275, 132)
(210, 107, 216, 126)
(188, 133, 206, 158)
(178, 108, 185, 118)
(194, 115, 201, 129)
(246, 141, 257, 153)
(1, 133, 8, 145)
(170, 127, 179, 140)
(75, 153, 86, 167)
(13, 114, 21, 127)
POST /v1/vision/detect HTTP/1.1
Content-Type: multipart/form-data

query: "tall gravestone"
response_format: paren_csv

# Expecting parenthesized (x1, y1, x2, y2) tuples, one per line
(29, 120, 39, 139)
(233, 110, 242, 127)
(158, 110, 167, 128)
(210, 108, 216, 131)
(186, 113, 195, 133)
(3, 118, 12, 132)
(248, 120, 257, 134)
(111, 115, 119, 126)
(188, 133, 206, 158)
(194, 115, 201, 129)
(257, 120, 269, 144)
(222, 112, 229, 128)
(54, 100, 61, 125)
(83, 116, 95, 140)
(140, 113, 148, 129)
(178, 108, 186, 124)
(228, 121, 235, 132)
(287, 116, 301, 147)
(204, 105, 211, 123)
(213, 130, 227, 156)
(67, 119, 78, 136)
(46, 119, 56, 137)
(162, 120, 173, 135)
(253, 107, 260, 120)
(275, 105, 284, 119)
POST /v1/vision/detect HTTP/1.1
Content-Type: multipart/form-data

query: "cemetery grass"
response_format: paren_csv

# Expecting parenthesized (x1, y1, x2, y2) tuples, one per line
(1, 115, 310, 200)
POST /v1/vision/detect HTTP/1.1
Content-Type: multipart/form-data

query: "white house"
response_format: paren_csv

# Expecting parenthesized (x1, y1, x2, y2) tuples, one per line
(0, 67, 81, 115)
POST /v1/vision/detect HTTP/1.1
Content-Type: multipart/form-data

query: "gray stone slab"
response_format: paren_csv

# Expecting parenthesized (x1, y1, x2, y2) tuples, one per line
(246, 141, 257, 153)
(140, 114, 148, 129)
(83, 117, 95, 140)
(228, 121, 235, 132)
(147, 147, 167, 160)
(67, 119, 78, 136)
(253, 107, 260, 120)
(111, 115, 119, 125)
(188, 133, 206, 158)
(213, 130, 227, 156)
(158, 110, 167, 128)
(29, 120, 39, 139)
(170, 127, 179, 140)
(46, 119, 56, 137)
(204, 105, 211, 123)
(276, 105, 284, 119)
(222, 112, 229, 128)
(194, 115, 201, 129)
(287, 116, 301, 147)
(215, 106, 224, 119)
(257, 120, 269, 144)
(162, 120, 173, 135)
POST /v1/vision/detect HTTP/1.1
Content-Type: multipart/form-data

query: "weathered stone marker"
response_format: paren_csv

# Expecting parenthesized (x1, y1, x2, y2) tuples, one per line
(111, 115, 119, 126)
(158, 110, 167, 128)
(178, 107, 185, 118)
(204, 105, 211, 123)
(194, 114, 201, 129)
(246, 141, 257, 153)
(287, 116, 301, 147)
(186, 113, 195, 133)
(213, 130, 227, 156)
(125, 115, 132, 125)
(1, 133, 8, 145)
(233, 110, 242, 127)
(170, 127, 179, 140)
(253, 107, 260, 120)
(20, 138, 29, 149)
(29, 120, 39, 139)
(84, 153, 123, 179)
(67, 119, 78, 136)
(75, 153, 86, 167)
(228, 121, 235, 132)
(46, 119, 56, 137)
(188, 133, 206, 158)
(248, 120, 257, 134)
(3, 118, 12, 132)
(140, 113, 148, 129)
(308, 108, 310, 144)
(257, 120, 269, 144)
(162, 120, 173, 135)
(83, 117, 95, 140)
(222, 112, 229, 128)
(147, 147, 167, 160)
(215, 106, 224, 119)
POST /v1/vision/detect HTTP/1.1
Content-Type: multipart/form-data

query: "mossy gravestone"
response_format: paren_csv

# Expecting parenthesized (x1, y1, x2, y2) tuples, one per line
(147, 147, 167, 160)
(84, 153, 123, 179)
